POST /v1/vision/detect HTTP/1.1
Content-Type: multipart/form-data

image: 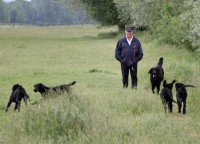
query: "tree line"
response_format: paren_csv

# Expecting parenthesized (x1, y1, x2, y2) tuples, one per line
(0, 0, 90, 25)
(0, 0, 199, 50)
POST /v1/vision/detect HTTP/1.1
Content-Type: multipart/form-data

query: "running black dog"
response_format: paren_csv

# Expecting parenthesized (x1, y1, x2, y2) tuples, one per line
(175, 83, 195, 114)
(149, 57, 164, 94)
(6, 84, 30, 112)
(34, 81, 76, 97)
(160, 80, 177, 113)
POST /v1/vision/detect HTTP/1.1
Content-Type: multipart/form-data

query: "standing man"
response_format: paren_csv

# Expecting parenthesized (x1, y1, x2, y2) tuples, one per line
(115, 26, 143, 89)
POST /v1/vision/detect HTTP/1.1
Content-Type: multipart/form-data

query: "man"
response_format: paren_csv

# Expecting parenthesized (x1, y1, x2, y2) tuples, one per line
(115, 26, 143, 89)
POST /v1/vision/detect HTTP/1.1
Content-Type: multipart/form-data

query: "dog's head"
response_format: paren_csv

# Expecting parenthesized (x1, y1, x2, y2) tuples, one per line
(12, 84, 30, 101)
(175, 83, 184, 91)
(34, 83, 48, 94)
(149, 67, 158, 80)
(163, 80, 176, 91)
(12, 84, 20, 92)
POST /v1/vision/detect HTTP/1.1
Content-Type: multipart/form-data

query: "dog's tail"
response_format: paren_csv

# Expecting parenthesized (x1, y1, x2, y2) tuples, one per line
(157, 57, 163, 67)
(67, 81, 76, 86)
(172, 80, 176, 84)
(183, 85, 195, 88)
(172, 99, 177, 104)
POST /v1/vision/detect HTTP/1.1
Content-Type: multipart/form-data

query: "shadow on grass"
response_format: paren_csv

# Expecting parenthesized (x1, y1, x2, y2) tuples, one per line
(82, 32, 118, 40)
(97, 32, 118, 39)
(88, 68, 118, 75)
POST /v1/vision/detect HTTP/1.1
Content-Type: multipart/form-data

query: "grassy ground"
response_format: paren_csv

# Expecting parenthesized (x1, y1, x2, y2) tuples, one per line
(0, 25, 200, 144)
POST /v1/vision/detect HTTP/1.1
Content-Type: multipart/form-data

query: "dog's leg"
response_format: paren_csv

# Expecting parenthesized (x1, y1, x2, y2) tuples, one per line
(23, 97, 27, 106)
(18, 102, 21, 112)
(157, 84, 160, 95)
(5, 100, 12, 112)
(152, 85, 155, 93)
(164, 102, 167, 113)
(178, 100, 182, 113)
(183, 100, 186, 114)
(161, 97, 167, 113)
(14, 102, 18, 111)
(168, 101, 173, 113)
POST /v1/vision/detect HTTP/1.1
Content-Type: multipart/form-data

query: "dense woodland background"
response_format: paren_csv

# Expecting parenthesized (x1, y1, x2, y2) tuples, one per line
(0, 0, 199, 50)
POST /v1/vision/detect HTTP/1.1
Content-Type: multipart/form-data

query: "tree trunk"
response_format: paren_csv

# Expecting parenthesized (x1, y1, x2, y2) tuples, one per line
(118, 24, 125, 32)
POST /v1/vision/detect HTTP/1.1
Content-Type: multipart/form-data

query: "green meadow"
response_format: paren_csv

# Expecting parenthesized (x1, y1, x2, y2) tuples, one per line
(0, 25, 200, 144)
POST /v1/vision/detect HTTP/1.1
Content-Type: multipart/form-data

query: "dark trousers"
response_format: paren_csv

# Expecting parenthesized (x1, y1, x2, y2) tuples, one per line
(121, 62, 138, 88)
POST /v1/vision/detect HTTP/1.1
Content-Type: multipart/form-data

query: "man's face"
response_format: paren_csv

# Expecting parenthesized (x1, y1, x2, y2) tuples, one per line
(125, 31, 133, 39)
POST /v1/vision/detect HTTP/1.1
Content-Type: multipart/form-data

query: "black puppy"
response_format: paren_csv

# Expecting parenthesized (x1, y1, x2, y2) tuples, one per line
(149, 57, 164, 94)
(34, 81, 76, 97)
(6, 84, 30, 112)
(175, 83, 195, 114)
(160, 80, 177, 113)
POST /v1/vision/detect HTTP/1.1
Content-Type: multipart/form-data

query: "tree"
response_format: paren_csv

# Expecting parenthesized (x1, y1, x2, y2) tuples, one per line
(10, 8, 17, 24)
(71, 0, 132, 31)
(0, 0, 6, 22)
(150, 0, 186, 45)
(181, 0, 200, 50)
(114, 0, 153, 29)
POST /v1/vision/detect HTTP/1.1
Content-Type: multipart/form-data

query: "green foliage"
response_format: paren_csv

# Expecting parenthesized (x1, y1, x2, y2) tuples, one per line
(181, 0, 200, 50)
(115, 0, 199, 50)
(0, 0, 6, 22)
(150, 1, 185, 46)
(113, 0, 132, 25)
(115, 0, 155, 29)
(77, 0, 123, 28)
(1, 0, 89, 25)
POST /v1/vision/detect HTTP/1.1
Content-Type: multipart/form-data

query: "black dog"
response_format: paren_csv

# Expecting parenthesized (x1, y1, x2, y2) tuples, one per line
(160, 80, 177, 113)
(149, 57, 164, 94)
(175, 83, 195, 114)
(34, 81, 76, 97)
(6, 84, 30, 112)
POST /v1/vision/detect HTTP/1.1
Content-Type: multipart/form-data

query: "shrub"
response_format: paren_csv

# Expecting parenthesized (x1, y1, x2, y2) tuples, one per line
(181, 0, 200, 50)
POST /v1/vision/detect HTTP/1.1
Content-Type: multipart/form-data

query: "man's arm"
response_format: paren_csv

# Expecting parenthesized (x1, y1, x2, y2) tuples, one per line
(115, 41, 122, 62)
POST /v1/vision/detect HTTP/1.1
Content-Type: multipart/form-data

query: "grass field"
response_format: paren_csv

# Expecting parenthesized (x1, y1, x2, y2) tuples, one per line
(0, 25, 200, 144)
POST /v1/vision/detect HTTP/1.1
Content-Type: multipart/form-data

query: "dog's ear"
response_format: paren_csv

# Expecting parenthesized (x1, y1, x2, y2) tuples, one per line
(148, 68, 152, 74)
(37, 84, 46, 93)
(163, 80, 167, 87)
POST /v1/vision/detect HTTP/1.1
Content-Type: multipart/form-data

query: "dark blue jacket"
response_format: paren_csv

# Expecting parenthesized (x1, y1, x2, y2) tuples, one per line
(115, 36, 143, 66)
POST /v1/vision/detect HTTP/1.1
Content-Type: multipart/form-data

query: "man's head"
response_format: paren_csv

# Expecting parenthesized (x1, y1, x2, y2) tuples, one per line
(125, 26, 134, 32)
(125, 25, 134, 38)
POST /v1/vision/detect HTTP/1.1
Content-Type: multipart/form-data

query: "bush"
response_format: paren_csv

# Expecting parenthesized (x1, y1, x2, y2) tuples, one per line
(181, 0, 200, 50)
(150, 1, 186, 46)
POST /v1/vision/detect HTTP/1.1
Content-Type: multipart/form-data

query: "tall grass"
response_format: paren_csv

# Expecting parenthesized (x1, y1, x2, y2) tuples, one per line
(0, 25, 200, 143)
